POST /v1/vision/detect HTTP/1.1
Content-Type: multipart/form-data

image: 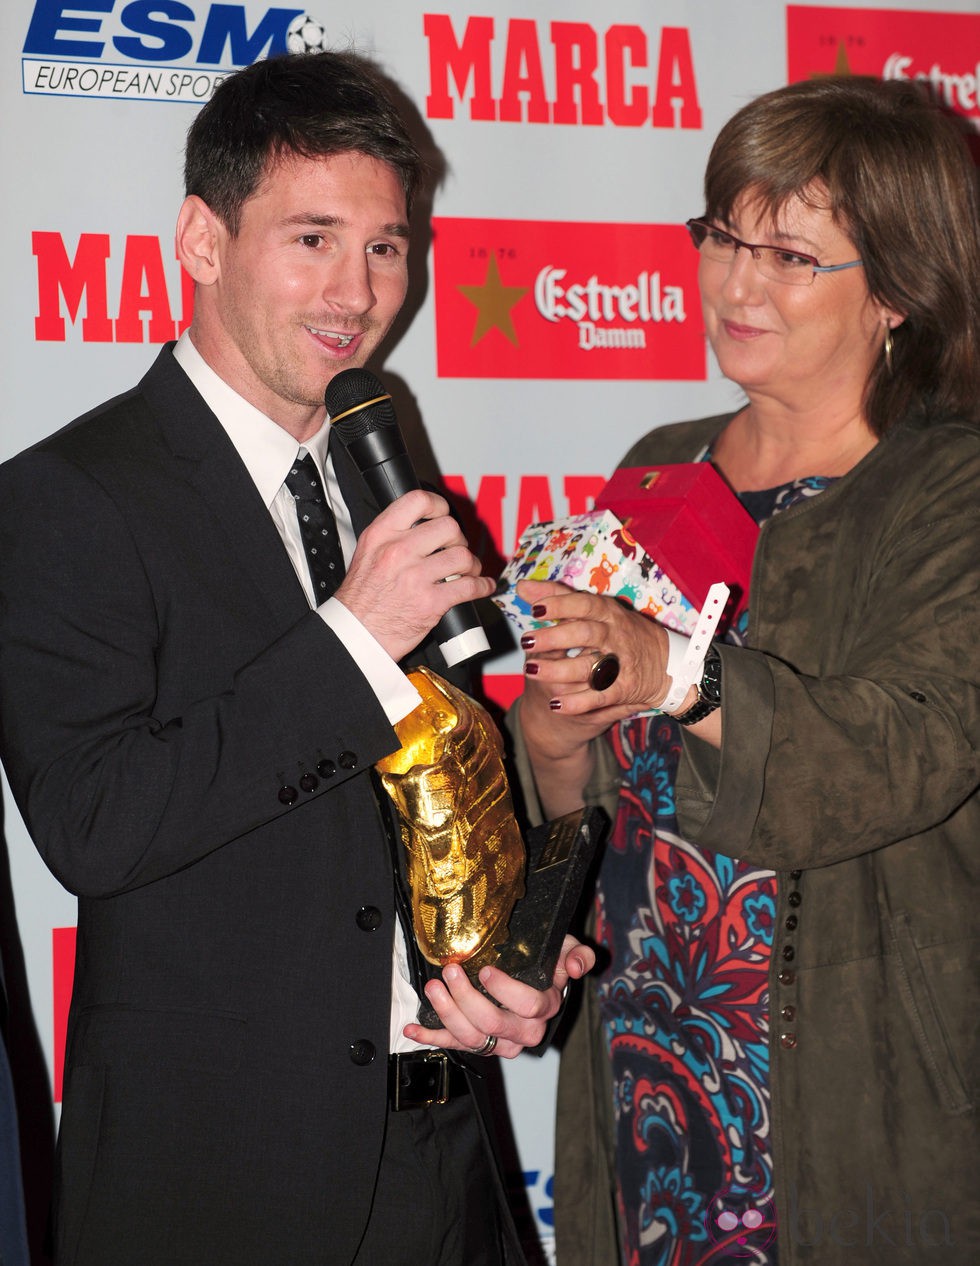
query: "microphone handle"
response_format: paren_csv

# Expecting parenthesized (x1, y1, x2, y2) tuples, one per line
(343, 442, 490, 669)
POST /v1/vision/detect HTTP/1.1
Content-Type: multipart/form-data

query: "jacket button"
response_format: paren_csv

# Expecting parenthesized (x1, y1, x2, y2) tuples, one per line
(299, 773, 319, 793)
(339, 751, 358, 770)
(785, 914, 798, 931)
(781, 945, 795, 962)
(781, 1005, 796, 1022)
(317, 758, 336, 778)
(789, 870, 802, 881)
(350, 1039, 376, 1066)
(780, 1032, 798, 1049)
(278, 785, 298, 805)
(788, 890, 802, 907)
(778, 969, 796, 986)
(356, 906, 383, 932)
(908, 689, 927, 703)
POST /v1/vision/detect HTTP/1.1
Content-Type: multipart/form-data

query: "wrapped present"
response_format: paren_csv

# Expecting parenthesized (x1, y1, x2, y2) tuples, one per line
(494, 509, 698, 635)
(595, 462, 757, 619)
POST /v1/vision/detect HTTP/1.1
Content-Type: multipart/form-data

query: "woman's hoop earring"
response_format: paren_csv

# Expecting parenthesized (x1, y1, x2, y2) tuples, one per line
(883, 326, 894, 374)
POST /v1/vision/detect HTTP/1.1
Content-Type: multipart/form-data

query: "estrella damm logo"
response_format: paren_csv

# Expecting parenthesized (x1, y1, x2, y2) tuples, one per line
(22, 1, 332, 104)
(787, 6, 980, 134)
(432, 217, 705, 381)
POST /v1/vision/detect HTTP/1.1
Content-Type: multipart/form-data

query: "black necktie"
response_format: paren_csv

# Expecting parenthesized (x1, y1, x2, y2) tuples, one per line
(285, 453, 346, 603)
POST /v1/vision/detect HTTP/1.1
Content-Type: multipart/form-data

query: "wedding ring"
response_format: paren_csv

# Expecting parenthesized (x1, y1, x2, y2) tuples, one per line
(471, 1034, 497, 1056)
(589, 653, 620, 692)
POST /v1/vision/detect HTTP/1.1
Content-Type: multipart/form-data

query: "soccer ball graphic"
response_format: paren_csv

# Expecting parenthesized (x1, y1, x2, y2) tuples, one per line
(286, 14, 329, 54)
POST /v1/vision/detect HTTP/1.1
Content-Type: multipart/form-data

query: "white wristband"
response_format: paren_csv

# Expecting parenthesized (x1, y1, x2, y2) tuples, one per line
(656, 582, 729, 714)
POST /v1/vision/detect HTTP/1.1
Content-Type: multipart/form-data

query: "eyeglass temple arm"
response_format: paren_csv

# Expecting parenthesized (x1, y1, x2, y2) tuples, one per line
(812, 259, 863, 274)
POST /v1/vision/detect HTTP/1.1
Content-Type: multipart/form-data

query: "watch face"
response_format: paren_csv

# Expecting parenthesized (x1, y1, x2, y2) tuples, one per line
(700, 648, 723, 705)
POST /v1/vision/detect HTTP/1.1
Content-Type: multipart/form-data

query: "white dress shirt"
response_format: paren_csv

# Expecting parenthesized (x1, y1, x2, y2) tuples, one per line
(173, 332, 428, 1052)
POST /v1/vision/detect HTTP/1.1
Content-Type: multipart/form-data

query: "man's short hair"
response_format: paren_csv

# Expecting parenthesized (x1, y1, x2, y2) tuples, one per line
(184, 51, 424, 234)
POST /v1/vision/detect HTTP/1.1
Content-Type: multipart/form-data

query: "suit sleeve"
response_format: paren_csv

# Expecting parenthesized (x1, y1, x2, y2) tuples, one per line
(0, 447, 401, 897)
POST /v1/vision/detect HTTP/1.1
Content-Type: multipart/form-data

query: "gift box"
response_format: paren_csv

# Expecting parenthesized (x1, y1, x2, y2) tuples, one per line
(494, 509, 698, 635)
(595, 462, 757, 618)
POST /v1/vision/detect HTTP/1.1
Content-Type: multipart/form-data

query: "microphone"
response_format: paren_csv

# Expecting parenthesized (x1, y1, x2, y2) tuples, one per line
(325, 367, 490, 668)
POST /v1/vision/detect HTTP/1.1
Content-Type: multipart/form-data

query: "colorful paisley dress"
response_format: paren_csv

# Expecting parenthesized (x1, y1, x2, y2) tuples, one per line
(594, 473, 832, 1266)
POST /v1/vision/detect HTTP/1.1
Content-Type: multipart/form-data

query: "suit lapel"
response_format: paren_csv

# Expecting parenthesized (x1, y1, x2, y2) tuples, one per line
(137, 346, 311, 634)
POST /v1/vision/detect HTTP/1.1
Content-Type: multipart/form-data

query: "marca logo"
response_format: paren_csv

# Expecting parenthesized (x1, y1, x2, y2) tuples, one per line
(22, 1, 326, 104)
(33, 231, 193, 342)
(445, 470, 605, 569)
(787, 6, 980, 130)
(432, 217, 704, 381)
(424, 14, 701, 128)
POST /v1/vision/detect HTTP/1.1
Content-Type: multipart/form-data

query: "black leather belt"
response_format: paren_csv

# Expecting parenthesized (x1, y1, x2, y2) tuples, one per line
(388, 1051, 469, 1111)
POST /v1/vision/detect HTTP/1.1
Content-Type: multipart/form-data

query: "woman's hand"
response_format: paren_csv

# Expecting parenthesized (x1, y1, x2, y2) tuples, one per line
(517, 578, 676, 721)
(515, 578, 684, 818)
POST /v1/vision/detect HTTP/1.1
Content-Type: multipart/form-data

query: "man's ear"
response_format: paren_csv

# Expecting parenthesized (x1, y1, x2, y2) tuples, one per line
(175, 195, 223, 286)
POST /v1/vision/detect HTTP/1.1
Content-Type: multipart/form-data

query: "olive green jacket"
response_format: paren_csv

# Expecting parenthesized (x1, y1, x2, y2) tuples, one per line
(512, 413, 980, 1265)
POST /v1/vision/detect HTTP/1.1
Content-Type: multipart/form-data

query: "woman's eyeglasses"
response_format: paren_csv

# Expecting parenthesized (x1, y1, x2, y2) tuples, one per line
(686, 218, 863, 286)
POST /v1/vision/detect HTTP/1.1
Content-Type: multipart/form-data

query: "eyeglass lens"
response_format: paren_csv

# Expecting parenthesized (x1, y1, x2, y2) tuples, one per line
(687, 221, 818, 285)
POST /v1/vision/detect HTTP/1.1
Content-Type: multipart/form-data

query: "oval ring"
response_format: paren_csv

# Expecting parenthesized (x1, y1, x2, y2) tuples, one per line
(589, 653, 620, 692)
(471, 1034, 498, 1056)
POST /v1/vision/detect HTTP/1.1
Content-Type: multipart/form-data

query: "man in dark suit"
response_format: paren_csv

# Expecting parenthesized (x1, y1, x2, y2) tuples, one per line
(0, 52, 592, 1265)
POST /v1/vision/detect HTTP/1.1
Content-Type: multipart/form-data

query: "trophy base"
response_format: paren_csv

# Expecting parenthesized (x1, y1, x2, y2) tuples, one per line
(416, 806, 603, 1029)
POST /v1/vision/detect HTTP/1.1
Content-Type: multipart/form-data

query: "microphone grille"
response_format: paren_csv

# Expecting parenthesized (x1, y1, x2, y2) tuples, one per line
(325, 368, 397, 441)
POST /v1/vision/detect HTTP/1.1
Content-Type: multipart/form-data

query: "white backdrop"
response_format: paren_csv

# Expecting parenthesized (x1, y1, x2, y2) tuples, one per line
(2, 1, 977, 1259)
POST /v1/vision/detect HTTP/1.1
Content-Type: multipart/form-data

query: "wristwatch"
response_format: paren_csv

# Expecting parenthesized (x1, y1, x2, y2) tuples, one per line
(674, 645, 722, 726)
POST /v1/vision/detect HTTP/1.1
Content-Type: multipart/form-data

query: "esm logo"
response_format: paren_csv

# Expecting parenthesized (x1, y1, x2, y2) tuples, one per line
(24, 0, 305, 66)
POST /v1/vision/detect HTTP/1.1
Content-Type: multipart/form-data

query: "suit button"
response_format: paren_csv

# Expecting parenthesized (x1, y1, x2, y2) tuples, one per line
(299, 773, 319, 793)
(785, 914, 798, 931)
(356, 906, 383, 932)
(780, 1032, 798, 1049)
(339, 751, 357, 770)
(781, 1005, 796, 1022)
(350, 1039, 376, 1066)
(788, 891, 802, 907)
(789, 870, 802, 881)
(778, 969, 796, 986)
(317, 759, 336, 778)
(278, 785, 298, 805)
(781, 945, 795, 962)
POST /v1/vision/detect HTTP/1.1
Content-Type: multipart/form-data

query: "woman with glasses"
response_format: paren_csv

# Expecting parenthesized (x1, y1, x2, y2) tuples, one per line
(511, 77, 979, 1265)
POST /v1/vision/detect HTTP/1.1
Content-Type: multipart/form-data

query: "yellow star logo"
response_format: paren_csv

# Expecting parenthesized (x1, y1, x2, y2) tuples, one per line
(458, 254, 528, 347)
(812, 40, 854, 78)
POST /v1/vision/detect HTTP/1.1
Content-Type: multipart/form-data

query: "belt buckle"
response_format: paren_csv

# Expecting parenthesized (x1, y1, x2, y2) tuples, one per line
(392, 1051, 451, 1111)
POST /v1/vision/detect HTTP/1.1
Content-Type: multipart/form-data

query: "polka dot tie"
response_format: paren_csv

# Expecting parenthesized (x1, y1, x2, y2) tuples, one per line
(284, 453, 346, 603)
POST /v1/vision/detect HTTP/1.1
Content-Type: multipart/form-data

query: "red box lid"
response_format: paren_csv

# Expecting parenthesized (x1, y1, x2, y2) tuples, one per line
(595, 462, 758, 616)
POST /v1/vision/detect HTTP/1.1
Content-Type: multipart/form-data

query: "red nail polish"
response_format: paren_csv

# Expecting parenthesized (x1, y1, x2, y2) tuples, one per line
(520, 634, 535, 650)
(549, 698, 562, 711)
(531, 604, 547, 618)
(525, 662, 539, 676)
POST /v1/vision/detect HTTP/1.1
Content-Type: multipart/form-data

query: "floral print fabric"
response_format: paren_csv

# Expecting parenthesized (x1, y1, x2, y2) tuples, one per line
(594, 472, 833, 1266)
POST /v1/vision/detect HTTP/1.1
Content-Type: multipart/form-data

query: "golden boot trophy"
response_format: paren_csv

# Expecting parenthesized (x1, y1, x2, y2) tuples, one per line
(377, 667, 601, 1020)
(376, 667, 525, 973)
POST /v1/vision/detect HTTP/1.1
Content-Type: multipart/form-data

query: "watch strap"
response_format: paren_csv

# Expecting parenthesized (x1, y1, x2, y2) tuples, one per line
(658, 582, 729, 714)
(674, 646, 722, 726)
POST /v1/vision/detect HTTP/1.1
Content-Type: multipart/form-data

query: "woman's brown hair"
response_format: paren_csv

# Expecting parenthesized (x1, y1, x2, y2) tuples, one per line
(702, 76, 980, 434)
